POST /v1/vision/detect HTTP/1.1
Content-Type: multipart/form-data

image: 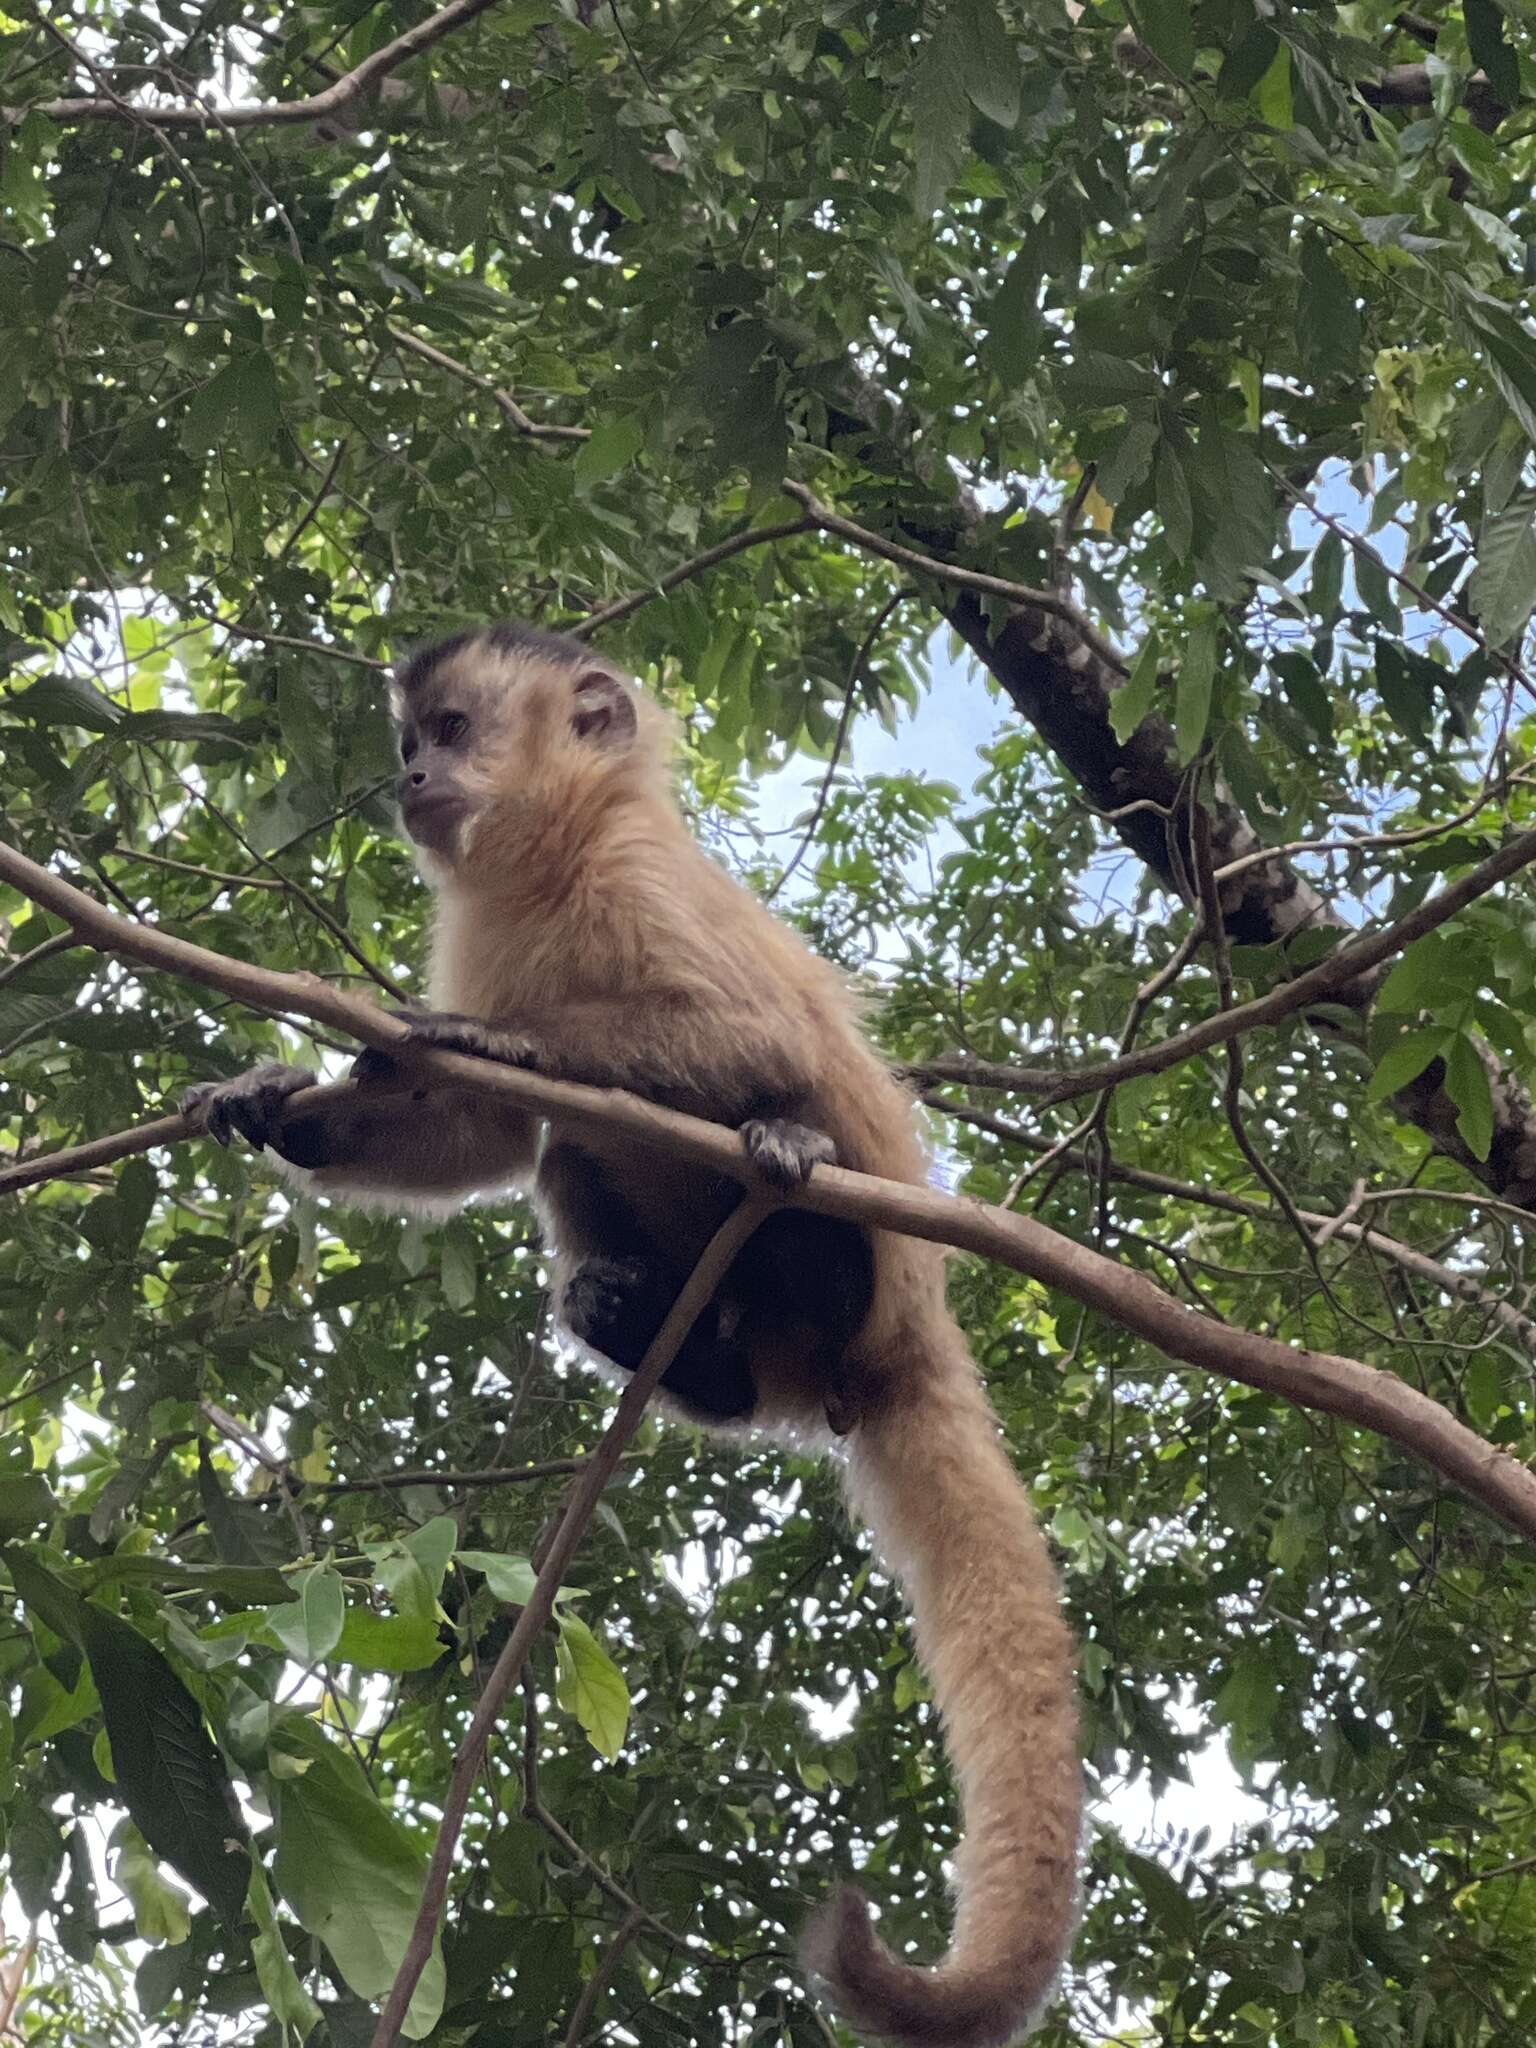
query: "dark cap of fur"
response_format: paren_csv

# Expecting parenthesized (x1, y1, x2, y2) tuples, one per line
(395, 621, 591, 699)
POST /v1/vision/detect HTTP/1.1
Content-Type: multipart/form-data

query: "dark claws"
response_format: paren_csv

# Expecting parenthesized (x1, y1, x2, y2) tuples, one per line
(181, 1062, 316, 1151)
(740, 1118, 838, 1193)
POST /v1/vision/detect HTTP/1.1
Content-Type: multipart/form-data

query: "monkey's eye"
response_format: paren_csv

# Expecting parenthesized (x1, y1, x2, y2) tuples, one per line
(437, 711, 468, 746)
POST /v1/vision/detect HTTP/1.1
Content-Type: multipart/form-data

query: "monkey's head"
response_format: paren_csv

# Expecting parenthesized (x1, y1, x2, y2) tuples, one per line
(390, 623, 671, 881)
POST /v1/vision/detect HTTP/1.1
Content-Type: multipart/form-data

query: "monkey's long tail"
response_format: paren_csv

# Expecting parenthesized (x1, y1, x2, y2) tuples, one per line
(802, 1323, 1082, 2048)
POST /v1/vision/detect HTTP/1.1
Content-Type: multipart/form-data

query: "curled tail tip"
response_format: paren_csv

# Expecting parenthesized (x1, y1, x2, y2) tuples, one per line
(800, 1884, 1052, 2048)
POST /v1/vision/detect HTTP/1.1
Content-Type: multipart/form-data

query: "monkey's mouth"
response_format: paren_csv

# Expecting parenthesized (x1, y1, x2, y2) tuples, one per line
(400, 791, 469, 853)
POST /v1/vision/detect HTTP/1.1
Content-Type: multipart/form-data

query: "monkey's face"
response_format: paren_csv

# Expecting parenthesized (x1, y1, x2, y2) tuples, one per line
(393, 629, 651, 876)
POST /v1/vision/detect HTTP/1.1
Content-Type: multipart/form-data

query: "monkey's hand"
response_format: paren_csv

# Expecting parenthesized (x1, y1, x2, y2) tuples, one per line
(739, 1118, 838, 1193)
(181, 1062, 317, 1151)
(351, 1010, 549, 1087)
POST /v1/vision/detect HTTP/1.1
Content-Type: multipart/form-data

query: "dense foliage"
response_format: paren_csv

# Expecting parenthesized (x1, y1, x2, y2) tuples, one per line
(3, 1, 1536, 2042)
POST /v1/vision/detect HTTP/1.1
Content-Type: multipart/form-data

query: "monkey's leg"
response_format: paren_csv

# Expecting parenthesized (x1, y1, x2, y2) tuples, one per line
(540, 1142, 757, 1420)
(731, 1210, 877, 1433)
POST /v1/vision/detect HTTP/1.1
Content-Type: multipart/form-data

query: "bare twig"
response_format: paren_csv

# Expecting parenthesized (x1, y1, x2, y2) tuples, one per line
(780, 482, 1129, 671)
(564, 1906, 647, 2047)
(23, 0, 508, 129)
(386, 326, 590, 444)
(765, 587, 912, 904)
(3, 840, 1536, 1543)
(0, 930, 77, 991)
(316, 1457, 637, 1498)
(928, 1096, 1536, 1350)
(573, 520, 817, 637)
(367, 1193, 774, 2047)
(903, 819, 1536, 1105)
(0, 1111, 191, 1197)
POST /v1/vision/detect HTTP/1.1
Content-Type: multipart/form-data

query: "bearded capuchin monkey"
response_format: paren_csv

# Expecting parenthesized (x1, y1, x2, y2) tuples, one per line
(183, 623, 1082, 2048)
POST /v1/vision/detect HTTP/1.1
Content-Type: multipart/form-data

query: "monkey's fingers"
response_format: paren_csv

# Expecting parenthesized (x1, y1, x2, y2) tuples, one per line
(375, 1013, 548, 1072)
(181, 1063, 316, 1150)
(739, 1118, 838, 1192)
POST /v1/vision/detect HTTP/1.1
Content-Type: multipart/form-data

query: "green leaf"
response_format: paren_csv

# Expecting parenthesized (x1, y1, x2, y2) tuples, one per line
(1095, 417, 1158, 505)
(333, 1607, 444, 1673)
(1136, 0, 1195, 78)
(573, 414, 644, 492)
(78, 1598, 251, 1926)
(440, 1228, 477, 1310)
(555, 1613, 631, 1761)
(456, 1549, 539, 1607)
(1255, 42, 1292, 129)
(8, 1804, 64, 1919)
(0, 1474, 57, 1540)
(954, 0, 1019, 128)
(1464, 0, 1520, 110)
(1367, 1026, 1450, 1102)
(1175, 617, 1218, 763)
(1271, 651, 1333, 741)
(1443, 1031, 1495, 1161)
(271, 1722, 445, 2039)
(265, 1563, 346, 1666)
(1109, 631, 1161, 744)
(1374, 639, 1435, 738)
(1309, 530, 1346, 621)
(1470, 501, 1536, 648)
(985, 250, 1043, 383)
(1124, 1849, 1198, 1944)
(1157, 437, 1194, 560)
(1462, 297, 1536, 444)
(248, 1861, 323, 2045)
(1296, 238, 1360, 385)
(113, 1823, 192, 1948)
(1376, 932, 1478, 1014)
(909, 12, 971, 215)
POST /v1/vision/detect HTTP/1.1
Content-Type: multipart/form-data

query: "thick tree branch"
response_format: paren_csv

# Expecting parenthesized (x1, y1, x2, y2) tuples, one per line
(17, 0, 506, 130)
(928, 1095, 1536, 1351)
(368, 1192, 774, 2048)
(3, 839, 1536, 1546)
(937, 588, 1536, 1205)
(899, 817, 1536, 1104)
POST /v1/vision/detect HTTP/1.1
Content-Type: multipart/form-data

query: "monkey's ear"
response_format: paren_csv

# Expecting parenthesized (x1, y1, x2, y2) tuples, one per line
(570, 669, 638, 747)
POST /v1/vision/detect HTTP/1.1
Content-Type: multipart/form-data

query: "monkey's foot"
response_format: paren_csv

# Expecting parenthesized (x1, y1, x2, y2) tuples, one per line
(740, 1118, 838, 1192)
(352, 1010, 547, 1086)
(561, 1254, 672, 1368)
(181, 1062, 316, 1150)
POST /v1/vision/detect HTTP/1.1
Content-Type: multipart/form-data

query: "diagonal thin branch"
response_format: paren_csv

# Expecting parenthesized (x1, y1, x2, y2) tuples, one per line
(901, 818, 1536, 1105)
(386, 326, 591, 444)
(21, 0, 506, 129)
(927, 1122, 1536, 1352)
(367, 1192, 775, 2048)
(3, 836, 1536, 1547)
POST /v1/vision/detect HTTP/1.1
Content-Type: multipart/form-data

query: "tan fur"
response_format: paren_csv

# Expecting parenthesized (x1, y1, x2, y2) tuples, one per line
(343, 636, 1084, 2041)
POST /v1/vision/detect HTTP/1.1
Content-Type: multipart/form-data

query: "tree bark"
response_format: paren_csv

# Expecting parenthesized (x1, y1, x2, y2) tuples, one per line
(941, 591, 1536, 1209)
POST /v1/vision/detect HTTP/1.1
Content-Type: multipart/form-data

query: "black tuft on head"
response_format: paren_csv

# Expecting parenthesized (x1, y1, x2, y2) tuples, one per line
(484, 621, 586, 665)
(395, 621, 589, 701)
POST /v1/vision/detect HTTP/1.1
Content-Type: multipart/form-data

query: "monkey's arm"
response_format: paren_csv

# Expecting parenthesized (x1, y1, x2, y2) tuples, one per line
(182, 1060, 538, 1209)
(359, 999, 821, 1140)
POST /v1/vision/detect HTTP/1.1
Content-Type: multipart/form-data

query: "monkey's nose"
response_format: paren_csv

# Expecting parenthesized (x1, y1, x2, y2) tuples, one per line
(399, 769, 429, 798)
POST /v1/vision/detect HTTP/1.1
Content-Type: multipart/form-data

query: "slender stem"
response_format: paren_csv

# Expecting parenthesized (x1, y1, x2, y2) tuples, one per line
(367, 1194, 774, 2048)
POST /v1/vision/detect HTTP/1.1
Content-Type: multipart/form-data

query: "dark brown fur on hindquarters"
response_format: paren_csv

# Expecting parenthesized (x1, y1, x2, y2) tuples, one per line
(185, 624, 1084, 2048)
